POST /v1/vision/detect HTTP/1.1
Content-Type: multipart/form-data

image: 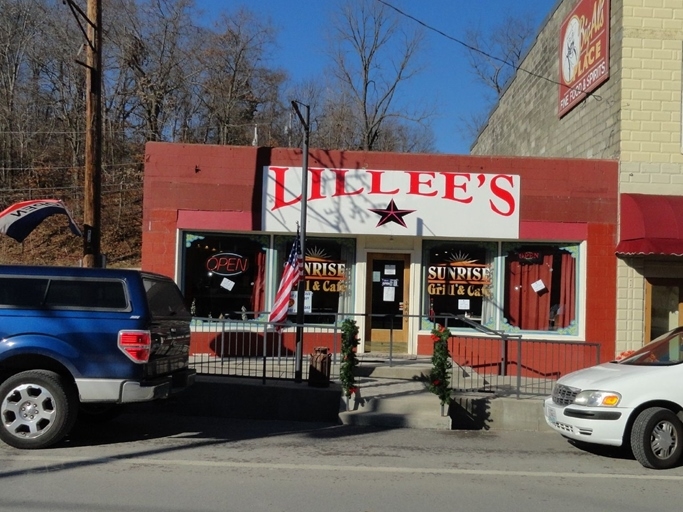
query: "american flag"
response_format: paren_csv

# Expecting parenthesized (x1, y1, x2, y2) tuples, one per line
(268, 235, 303, 328)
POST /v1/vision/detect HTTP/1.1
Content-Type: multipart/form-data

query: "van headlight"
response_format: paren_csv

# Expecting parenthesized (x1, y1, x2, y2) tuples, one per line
(573, 390, 621, 407)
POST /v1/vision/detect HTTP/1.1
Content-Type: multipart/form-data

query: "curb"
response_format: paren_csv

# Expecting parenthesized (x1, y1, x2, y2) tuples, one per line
(451, 394, 552, 432)
(155, 375, 342, 423)
(150, 375, 551, 432)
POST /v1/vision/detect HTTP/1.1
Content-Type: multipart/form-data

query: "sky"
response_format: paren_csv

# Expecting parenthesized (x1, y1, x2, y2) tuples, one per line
(193, 0, 559, 155)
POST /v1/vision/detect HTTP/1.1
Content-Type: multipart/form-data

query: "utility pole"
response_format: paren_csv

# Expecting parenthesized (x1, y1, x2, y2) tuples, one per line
(66, 0, 102, 267)
(291, 101, 310, 383)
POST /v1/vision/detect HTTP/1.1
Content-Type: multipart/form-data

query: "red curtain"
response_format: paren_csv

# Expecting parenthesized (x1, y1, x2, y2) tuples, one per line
(506, 254, 553, 330)
(250, 251, 266, 316)
(556, 252, 576, 328)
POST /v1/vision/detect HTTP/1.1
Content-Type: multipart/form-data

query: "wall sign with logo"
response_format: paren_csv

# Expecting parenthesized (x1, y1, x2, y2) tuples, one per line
(427, 262, 492, 298)
(424, 243, 494, 325)
(558, 0, 610, 117)
(275, 237, 355, 323)
(303, 255, 347, 293)
(263, 166, 520, 239)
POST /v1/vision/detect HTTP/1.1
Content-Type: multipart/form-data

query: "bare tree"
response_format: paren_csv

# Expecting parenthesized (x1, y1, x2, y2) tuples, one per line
(107, 0, 198, 142)
(324, 0, 433, 152)
(459, 13, 537, 143)
(464, 13, 536, 100)
(196, 8, 286, 146)
(33, 2, 87, 172)
(0, 0, 45, 184)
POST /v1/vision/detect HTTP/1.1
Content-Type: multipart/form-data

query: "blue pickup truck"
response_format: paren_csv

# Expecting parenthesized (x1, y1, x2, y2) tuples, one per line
(0, 265, 195, 449)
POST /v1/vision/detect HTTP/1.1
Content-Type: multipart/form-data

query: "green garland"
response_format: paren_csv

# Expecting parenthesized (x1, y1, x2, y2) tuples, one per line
(339, 318, 360, 397)
(428, 324, 453, 406)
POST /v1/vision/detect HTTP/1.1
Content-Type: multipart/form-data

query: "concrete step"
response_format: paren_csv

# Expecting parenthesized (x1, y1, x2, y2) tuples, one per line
(451, 393, 552, 432)
(338, 373, 551, 432)
(339, 390, 451, 429)
(364, 342, 408, 353)
(355, 364, 431, 380)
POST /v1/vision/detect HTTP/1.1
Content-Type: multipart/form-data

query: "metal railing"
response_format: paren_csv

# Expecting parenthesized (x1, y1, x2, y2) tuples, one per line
(190, 316, 341, 383)
(444, 314, 600, 397)
(188, 311, 601, 398)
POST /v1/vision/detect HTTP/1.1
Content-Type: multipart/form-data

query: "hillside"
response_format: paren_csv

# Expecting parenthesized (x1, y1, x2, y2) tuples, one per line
(0, 187, 143, 269)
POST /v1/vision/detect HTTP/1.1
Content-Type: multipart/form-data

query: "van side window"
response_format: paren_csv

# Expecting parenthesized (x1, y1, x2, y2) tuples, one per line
(0, 277, 49, 307)
(44, 279, 128, 310)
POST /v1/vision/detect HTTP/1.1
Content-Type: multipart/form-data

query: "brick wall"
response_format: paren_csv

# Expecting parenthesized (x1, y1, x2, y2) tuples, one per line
(143, 141, 618, 359)
(616, 1, 683, 352)
(620, 0, 683, 193)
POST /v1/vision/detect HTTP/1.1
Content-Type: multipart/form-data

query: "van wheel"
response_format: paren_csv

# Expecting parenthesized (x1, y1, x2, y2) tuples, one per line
(0, 370, 78, 449)
(631, 407, 683, 469)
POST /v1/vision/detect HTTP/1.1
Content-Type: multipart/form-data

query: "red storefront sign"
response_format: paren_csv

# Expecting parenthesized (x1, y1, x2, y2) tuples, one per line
(558, 0, 610, 117)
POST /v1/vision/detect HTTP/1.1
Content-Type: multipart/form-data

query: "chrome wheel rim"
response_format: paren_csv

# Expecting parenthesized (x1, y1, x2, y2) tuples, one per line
(1, 383, 56, 439)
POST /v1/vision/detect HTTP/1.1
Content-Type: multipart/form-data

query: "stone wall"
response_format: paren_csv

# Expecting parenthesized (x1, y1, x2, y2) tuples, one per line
(473, 0, 683, 355)
(471, 0, 622, 160)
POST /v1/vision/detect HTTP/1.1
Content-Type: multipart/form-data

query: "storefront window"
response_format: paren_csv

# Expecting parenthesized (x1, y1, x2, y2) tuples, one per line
(274, 236, 355, 324)
(422, 241, 496, 329)
(646, 278, 683, 342)
(182, 233, 268, 319)
(502, 243, 578, 333)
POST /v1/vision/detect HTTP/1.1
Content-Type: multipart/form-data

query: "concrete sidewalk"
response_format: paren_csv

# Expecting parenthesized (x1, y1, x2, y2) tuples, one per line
(159, 357, 552, 432)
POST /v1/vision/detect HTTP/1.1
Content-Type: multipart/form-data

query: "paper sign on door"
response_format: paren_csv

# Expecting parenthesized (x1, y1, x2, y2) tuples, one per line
(383, 286, 395, 302)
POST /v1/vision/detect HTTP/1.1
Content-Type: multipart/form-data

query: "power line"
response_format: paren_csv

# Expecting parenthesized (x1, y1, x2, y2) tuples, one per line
(0, 131, 89, 135)
(0, 162, 140, 172)
(375, 0, 601, 100)
(0, 119, 277, 135)
(0, 183, 140, 195)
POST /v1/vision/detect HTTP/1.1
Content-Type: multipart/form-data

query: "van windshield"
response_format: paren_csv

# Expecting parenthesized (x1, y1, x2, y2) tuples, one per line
(619, 330, 683, 366)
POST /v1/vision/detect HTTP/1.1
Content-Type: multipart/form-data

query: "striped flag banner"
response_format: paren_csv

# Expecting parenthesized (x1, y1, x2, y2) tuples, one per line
(0, 199, 82, 243)
(268, 232, 303, 330)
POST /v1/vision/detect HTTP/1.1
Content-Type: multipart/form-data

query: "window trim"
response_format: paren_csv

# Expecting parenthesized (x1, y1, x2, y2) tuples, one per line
(420, 240, 584, 338)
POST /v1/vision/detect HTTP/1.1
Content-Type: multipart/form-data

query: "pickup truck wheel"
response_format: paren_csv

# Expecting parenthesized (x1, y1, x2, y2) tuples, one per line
(630, 407, 683, 469)
(0, 370, 78, 449)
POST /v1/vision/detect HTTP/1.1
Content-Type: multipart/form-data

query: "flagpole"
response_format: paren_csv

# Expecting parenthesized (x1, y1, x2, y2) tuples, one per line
(291, 101, 309, 383)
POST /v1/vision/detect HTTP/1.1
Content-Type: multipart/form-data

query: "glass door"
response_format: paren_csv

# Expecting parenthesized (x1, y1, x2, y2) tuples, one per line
(365, 253, 410, 352)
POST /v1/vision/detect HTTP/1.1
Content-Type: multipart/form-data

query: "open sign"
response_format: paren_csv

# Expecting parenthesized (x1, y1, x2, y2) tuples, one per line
(206, 253, 249, 276)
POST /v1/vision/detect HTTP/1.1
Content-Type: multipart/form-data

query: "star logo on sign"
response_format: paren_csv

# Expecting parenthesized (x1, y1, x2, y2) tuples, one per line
(368, 199, 415, 228)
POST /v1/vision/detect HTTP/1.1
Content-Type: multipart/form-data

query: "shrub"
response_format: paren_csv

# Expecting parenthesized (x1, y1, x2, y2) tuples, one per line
(428, 324, 453, 407)
(340, 318, 360, 397)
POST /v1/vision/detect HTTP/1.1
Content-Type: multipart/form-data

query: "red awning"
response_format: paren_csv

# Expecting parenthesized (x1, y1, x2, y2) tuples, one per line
(616, 193, 683, 256)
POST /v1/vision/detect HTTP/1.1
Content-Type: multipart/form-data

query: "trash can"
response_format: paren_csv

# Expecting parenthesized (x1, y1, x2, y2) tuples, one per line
(308, 346, 331, 387)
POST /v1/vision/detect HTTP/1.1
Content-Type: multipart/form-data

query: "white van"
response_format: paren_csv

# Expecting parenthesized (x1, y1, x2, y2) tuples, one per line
(544, 327, 683, 469)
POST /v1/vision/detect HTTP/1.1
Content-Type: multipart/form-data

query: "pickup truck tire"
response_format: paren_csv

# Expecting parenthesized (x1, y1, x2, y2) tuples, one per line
(0, 370, 78, 449)
(630, 407, 683, 469)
